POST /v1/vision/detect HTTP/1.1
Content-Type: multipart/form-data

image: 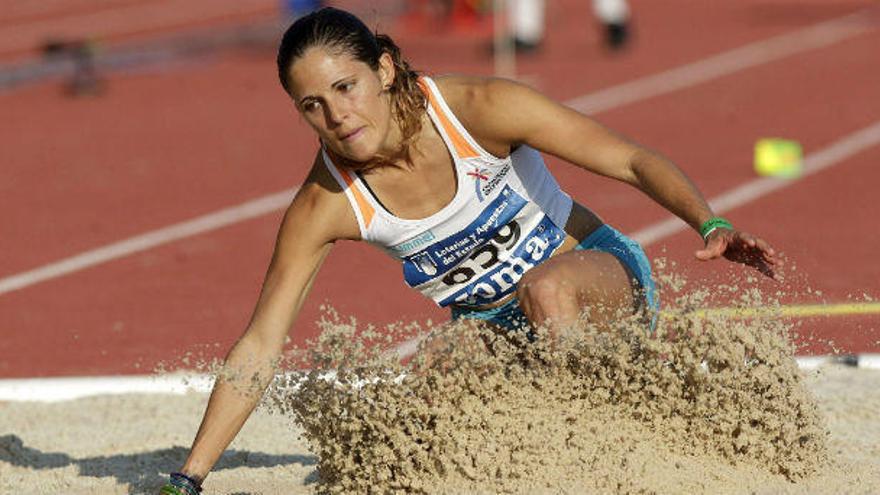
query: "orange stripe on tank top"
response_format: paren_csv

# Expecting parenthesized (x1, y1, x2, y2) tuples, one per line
(418, 79, 479, 159)
(338, 169, 375, 229)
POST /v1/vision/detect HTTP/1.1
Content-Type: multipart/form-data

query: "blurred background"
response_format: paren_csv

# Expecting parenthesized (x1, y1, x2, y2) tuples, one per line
(2, 0, 879, 378)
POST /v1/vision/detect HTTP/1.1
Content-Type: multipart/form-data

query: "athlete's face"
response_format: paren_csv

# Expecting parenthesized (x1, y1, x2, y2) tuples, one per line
(287, 46, 396, 163)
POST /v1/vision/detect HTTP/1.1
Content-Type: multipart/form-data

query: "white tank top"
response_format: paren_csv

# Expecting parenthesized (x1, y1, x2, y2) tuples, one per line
(323, 76, 573, 308)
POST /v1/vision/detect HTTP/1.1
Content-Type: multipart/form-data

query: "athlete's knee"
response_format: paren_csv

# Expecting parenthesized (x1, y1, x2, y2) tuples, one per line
(516, 270, 578, 321)
(518, 269, 565, 301)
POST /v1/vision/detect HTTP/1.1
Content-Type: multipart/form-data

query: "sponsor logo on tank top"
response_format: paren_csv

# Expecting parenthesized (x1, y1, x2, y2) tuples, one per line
(438, 214, 564, 307)
(388, 230, 436, 256)
(466, 163, 510, 202)
(401, 185, 524, 284)
(467, 166, 490, 201)
(480, 163, 510, 199)
(400, 185, 566, 307)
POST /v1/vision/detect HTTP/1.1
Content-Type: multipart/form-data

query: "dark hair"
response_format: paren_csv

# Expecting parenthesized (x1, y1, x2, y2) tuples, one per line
(277, 8, 426, 164)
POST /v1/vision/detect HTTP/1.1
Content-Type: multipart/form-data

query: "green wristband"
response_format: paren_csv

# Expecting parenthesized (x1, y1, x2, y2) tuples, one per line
(699, 217, 734, 240)
(160, 485, 185, 495)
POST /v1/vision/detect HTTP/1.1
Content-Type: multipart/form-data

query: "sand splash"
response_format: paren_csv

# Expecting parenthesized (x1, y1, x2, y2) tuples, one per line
(259, 264, 838, 494)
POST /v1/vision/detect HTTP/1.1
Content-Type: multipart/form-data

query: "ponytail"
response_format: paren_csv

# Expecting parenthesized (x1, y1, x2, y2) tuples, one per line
(375, 34, 426, 164)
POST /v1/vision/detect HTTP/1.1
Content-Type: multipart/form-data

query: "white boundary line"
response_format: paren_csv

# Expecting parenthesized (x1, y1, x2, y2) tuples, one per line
(0, 189, 296, 296)
(0, 8, 875, 297)
(567, 8, 874, 114)
(0, 374, 215, 402)
(796, 354, 880, 370)
(1, 354, 878, 402)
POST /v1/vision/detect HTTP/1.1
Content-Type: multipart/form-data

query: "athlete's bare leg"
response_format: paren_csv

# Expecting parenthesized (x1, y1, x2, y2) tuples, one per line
(515, 249, 637, 339)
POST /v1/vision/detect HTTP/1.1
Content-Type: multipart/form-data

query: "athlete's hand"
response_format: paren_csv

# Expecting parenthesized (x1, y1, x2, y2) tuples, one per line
(695, 228, 778, 279)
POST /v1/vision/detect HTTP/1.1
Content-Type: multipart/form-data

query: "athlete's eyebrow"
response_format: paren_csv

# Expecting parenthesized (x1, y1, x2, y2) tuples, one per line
(297, 74, 357, 107)
(331, 74, 357, 88)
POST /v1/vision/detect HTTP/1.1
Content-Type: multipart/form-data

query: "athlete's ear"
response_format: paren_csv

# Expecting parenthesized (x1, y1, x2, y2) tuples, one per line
(377, 52, 395, 90)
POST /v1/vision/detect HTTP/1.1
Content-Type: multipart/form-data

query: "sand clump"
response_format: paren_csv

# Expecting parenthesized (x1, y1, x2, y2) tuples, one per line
(260, 266, 839, 494)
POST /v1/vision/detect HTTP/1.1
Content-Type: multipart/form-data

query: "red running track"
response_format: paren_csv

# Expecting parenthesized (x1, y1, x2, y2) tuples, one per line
(0, 0, 278, 63)
(1, 0, 879, 377)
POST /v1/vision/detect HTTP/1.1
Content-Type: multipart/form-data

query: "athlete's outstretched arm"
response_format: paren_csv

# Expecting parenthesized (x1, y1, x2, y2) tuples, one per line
(173, 155, 360, 487)
(458, 77, 777, 278)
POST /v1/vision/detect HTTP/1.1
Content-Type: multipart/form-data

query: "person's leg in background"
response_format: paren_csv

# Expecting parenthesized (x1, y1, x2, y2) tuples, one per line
(592, 0, 631, 49)
(508, 0, 545, 52)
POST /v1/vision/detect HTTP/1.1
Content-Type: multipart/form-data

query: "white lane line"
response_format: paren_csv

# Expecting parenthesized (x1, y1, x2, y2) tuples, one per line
(2, 354, 879, 402)
(0, 189, 296, 296)
(567, 8, 875, 114)
(1, 9, 875, 297)
(630, 119, 880, 246)
(0, 374, 215, 402)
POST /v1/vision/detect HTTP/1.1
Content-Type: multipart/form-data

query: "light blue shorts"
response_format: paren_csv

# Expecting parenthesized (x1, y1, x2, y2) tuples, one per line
(450, 224, 659, 333)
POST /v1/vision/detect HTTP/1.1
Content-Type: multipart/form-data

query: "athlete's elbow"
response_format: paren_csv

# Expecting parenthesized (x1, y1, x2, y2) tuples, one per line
(626, 148, 665, 186)
(233, 326, 285, 364)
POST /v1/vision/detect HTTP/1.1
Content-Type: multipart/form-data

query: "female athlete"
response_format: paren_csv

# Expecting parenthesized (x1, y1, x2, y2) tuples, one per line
(160, 7, 777, 494)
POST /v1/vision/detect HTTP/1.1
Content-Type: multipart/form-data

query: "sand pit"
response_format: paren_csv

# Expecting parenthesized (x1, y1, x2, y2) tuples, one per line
(3, 275, 879, 494)
(1, 365, 878, 494)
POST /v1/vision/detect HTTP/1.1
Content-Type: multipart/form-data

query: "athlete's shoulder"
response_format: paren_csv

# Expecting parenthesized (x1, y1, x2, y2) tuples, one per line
(287, 150, 360, 242)
(436, 74, 536, 103)
(432, 75, 522, 112)
(433, 75, 540, 149)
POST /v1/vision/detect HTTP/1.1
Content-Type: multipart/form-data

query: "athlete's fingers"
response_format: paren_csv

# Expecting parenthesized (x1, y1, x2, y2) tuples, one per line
(725, 229, 760, 252)
(736, 233, 778, 267)
(695, 228, 780, 279)
(734, 230, 776, 255)
(754, 237, 777, 262)
(729, 236, 780, 279)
